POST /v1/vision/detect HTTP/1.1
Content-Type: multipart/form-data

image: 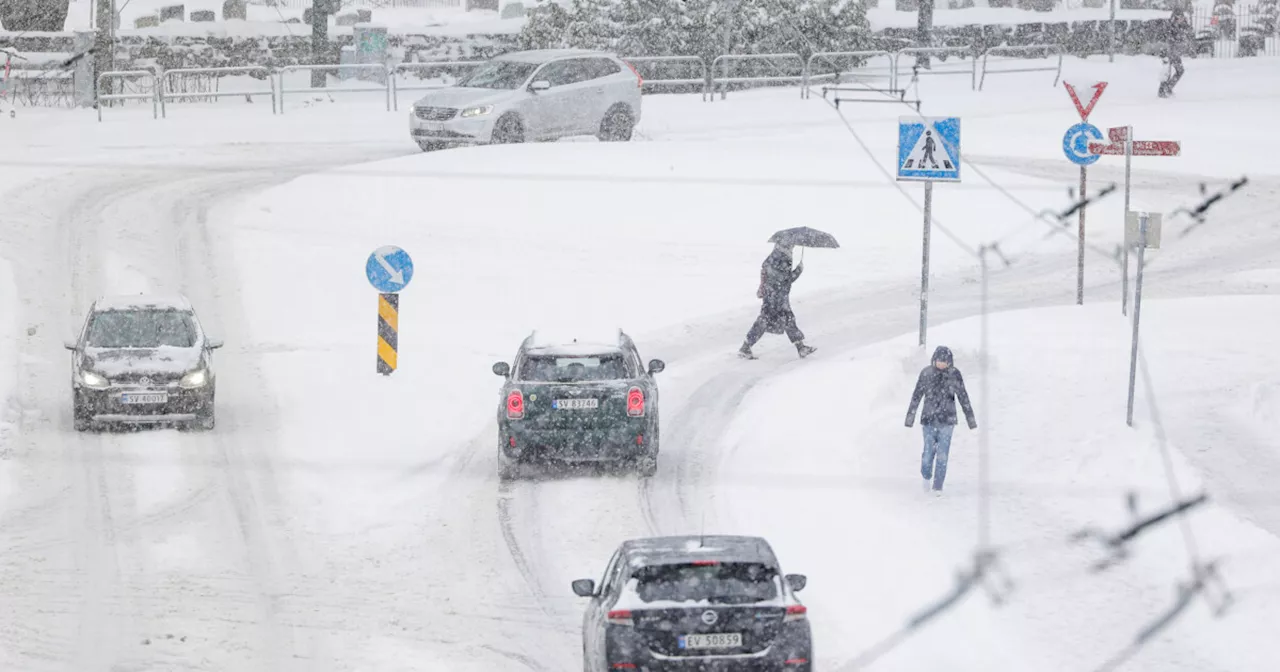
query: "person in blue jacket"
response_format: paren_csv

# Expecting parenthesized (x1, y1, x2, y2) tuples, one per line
(905, 346, 977, 495)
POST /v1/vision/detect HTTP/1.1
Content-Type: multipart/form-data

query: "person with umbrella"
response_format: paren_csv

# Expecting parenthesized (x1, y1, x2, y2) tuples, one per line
(738, 227, 838, 360)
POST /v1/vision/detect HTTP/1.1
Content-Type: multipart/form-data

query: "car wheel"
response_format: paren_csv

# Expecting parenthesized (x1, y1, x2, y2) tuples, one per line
(491, 114, 525, 144)
(597, 105, 634, 142)
(417, 141, 446, 152)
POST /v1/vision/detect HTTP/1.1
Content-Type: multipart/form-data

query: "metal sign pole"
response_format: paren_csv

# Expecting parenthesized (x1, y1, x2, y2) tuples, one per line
(1122, 128, 1133, 316)
(920, 180, 933, 346)
(1077, 165, 1086, 305)
(1125, 212, 1149, 427)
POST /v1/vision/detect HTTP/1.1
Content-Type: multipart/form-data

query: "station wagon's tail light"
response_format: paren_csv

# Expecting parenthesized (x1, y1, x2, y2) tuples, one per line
(626, 387, 644, 417)
(506, 389, 524, 419)
(623, 60, 643, 89)
(607, 610, 634, 626)
(784, 605, 807, 622)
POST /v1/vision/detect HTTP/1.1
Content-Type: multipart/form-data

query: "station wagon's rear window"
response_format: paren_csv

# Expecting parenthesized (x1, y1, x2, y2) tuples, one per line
(632, 562, 778, 604)
(519, 355, 628, 382)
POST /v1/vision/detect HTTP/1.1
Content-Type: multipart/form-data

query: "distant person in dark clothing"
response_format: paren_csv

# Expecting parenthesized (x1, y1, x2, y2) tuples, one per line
(739, 242, 815, 359)
(905, 346, 977, 495)
(1160, 7, 1194, 98)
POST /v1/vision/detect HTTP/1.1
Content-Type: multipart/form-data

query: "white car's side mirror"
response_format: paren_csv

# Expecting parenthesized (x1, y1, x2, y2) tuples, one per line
(529, 80, 551, 92)
(63, 340, 77, 351)
(206, 339, 224, 350)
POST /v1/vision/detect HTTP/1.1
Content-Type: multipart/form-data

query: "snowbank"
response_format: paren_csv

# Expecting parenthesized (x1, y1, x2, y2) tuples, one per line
(713, 296, 1280, 671)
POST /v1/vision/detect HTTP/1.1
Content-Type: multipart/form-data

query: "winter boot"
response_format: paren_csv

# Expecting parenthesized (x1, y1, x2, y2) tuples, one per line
(796, 342, 816, 358)
(738, 343, 756, 360)
(1158, 81, 1171, 98)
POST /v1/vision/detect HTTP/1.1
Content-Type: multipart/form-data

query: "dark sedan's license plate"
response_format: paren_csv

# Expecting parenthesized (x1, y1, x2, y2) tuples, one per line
(121, 392, 167, 404)
(553, 398, 599, 410)
(679, 633, 742, 649)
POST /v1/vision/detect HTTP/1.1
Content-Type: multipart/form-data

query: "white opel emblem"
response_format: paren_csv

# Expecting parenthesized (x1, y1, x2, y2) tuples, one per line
(139, 376, 151, 386)
(701, 610, 718, 625)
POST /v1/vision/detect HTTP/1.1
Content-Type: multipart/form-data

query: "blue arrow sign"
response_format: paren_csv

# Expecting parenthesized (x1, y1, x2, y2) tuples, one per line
(1063, 123, 1103, 166)
(366, 245, 414, 293)
(897, 116, 962, 182)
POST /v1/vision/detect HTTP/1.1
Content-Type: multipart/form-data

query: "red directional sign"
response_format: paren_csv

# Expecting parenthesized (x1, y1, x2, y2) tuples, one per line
(1064, 81, 1107, 121)
(1088, 140, 1181, 156)
(1109, 127, 1129, 142)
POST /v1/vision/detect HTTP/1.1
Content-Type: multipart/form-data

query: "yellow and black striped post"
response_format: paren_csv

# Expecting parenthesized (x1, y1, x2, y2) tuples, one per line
(377, 292, 398, 375)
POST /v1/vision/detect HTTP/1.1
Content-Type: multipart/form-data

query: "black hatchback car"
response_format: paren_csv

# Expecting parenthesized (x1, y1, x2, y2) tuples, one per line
(492, 329, 663, 478)
(572, 535, 813, 672)
(65, 294, 222, 431)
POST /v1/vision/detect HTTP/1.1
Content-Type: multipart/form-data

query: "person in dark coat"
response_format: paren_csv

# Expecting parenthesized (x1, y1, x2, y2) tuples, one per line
(739, 242, 815, 359)
(1159, 7, 1194, 98)
(905, 346, 977, 494)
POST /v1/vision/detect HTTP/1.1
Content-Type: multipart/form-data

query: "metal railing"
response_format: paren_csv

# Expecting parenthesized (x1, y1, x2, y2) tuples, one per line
(891, 46, 980, 91)
(801, 50, 895, 99)
(96, 69, 158, 121)
(621, 56, 710, 101)
(160, 66, 277, 116)
(709, 53, 804, 101)
(278, 64, 391, 114)
(977, 44, 1064, 91)
(390, 60, 484, 111)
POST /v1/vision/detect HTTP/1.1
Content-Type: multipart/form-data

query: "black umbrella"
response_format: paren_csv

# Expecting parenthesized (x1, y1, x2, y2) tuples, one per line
(768, 226, 840, 249)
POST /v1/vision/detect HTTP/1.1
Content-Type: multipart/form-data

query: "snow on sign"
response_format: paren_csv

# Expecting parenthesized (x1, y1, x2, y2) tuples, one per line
(897, 116, 961, 182)
(365, 245, 414, 293)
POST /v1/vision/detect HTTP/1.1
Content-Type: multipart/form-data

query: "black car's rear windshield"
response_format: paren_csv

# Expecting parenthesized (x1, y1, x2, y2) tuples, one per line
(86, 309, 197, 348)
(518, 354, 630, 382)
(456, 61, 537, 89)
(632, 562, 779, 604)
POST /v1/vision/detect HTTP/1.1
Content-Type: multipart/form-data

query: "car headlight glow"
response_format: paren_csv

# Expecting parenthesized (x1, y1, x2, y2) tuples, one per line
(80, 371, 109, 389)
(180, 369, 209, 389)
(460, 105, 494, 118)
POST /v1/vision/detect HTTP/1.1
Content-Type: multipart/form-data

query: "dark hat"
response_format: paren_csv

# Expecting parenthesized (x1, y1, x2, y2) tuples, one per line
(931, 346, 954, 365)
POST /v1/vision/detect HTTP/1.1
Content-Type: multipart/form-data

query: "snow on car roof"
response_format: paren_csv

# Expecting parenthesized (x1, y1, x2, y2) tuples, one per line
(496, 49, 613, 63)
(620, 535, 779, 568)
(93, 294, 193, 312)
(521, 327, 628, 356)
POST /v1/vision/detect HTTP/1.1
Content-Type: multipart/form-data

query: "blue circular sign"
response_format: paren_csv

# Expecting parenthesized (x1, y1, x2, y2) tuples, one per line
(1063, 123, 1103, 166)
(366, 245, 414, 293)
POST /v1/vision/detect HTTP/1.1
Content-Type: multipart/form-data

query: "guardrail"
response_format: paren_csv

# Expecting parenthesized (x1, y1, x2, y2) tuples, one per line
(622, 56, 710, 101)
(159, 66, 277, 117)
(710, 53, 804, 101)
(891, 46, 979, 91)
(977, 44, 1064, 91)
(278, 64, 391, 114)
(801, 50, 895, 100)
(390, 61, 484, 111)
(96, 69, 158, 122)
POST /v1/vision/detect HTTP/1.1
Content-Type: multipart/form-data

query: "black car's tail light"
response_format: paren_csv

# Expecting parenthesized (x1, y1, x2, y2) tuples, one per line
(626, 387, 644, 417)
(506, 390, 524, 419)
(784, 605, 807, 622)
(607, 609, 634, 626)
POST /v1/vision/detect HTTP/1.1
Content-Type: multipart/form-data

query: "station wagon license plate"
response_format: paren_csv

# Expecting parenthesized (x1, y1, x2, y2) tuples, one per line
(120, 392, 167, 405)
(679, 633, 742, 650)
(553, 398, 599, 410)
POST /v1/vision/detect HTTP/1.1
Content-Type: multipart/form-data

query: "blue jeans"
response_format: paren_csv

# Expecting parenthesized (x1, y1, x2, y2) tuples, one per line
(921, 423, 955, 491)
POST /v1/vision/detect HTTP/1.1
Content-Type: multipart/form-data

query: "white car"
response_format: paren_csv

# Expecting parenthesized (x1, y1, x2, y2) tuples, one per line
(408, 49, 643, 151)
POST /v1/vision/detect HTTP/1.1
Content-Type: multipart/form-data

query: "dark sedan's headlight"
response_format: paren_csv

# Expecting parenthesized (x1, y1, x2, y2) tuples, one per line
(80, 371, 109, 389)
(180, 368, 209, 389)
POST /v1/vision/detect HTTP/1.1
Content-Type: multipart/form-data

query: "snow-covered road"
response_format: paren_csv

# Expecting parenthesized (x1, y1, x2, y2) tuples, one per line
(0, 55, 1277, 671)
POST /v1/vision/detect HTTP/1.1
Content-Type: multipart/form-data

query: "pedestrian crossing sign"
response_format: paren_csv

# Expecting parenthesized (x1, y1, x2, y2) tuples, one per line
(897, 116, 962, 182)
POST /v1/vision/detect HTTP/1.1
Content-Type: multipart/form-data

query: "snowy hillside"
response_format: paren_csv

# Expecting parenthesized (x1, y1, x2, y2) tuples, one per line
(0, 50, 1276, 671)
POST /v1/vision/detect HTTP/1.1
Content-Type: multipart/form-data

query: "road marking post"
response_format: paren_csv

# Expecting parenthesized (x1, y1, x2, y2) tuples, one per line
(1125, 211, 1161, 426)
(897, 115, 962, 347)
(365, 245, 415, 376)
(1062, 80, 1107, 305)
(1088, 129, 1180, 315)
(378, 293, 399, 375)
